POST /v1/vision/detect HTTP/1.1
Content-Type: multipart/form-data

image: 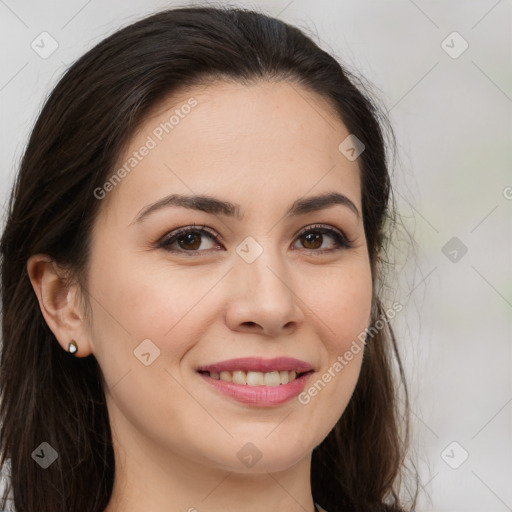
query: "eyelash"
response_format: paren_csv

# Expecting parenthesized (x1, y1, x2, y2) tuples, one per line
(157, 223, 354, 256)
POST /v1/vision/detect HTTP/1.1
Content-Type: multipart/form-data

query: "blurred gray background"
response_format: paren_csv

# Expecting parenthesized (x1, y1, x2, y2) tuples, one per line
(1, 1, 511, 511)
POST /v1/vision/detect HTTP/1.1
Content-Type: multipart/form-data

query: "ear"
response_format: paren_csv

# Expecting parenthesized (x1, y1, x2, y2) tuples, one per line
(26, 254, 93, 357)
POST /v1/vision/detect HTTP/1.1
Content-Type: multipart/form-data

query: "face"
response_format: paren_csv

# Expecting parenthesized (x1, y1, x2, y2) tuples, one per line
(86, 80, 372, 474)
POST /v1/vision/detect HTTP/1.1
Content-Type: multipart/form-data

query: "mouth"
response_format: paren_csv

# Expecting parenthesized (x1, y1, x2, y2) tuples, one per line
(197, 369, 314, 387)
(196, 368, 314, 406)
(195, 357, 315, 405)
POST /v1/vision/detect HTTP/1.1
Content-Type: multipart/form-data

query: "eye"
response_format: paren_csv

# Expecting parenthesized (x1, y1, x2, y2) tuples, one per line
(291, 224, 353, 254)
(157, 223, 353, 255)
(158, 225, 221, 254)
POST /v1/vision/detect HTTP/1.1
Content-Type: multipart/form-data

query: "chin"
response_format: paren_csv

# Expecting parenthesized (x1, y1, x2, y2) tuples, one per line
(203, 437, 312, 474)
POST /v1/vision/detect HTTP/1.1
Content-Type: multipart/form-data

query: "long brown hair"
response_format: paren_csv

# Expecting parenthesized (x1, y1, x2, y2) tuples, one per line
(0, 6, 419, 512)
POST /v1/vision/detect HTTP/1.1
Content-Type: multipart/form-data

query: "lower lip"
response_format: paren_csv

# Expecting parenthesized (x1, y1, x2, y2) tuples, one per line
(197, 371, 313, 407)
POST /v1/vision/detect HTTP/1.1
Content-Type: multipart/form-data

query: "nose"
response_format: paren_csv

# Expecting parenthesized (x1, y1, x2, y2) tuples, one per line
(224, 244, 304, 337)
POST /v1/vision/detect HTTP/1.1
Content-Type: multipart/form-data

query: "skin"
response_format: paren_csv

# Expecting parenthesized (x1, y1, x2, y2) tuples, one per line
(27, 80, 373, 512)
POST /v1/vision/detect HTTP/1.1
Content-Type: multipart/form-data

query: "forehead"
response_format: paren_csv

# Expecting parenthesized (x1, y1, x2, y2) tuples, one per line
(99, 80, 361, 224)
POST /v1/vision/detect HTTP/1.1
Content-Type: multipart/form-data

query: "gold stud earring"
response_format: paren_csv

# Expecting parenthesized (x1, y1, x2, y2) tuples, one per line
(68, 340, 78, 355)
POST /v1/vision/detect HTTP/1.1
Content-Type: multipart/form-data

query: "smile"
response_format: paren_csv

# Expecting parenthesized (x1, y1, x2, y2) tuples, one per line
(198, 369, 310, 386)
(197, 369, 314, 406)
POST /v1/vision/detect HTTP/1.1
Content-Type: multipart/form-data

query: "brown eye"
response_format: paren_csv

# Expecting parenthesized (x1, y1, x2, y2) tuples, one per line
(176, 232, 202, 251)
(157, 224, 352, 256)
(300, 232, 323, 250)
(158, 226, 221, 254)
(293, 225, 352, 253)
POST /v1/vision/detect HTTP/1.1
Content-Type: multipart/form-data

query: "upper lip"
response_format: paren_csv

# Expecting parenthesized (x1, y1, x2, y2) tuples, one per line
(197, 357, 314, 374)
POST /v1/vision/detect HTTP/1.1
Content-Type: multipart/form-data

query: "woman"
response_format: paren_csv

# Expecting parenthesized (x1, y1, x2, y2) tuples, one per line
(0, 6, 418, 512)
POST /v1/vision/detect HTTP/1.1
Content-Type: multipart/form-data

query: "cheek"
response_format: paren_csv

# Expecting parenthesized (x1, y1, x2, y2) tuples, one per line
(88, 247, 222, 367)
(292, 263, 372, 443)
(87, 255, 210, 433)
(309, 263, 373, 352)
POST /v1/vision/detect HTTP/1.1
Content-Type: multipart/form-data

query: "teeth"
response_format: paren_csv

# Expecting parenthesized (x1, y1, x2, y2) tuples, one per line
(219, 371, 232, 382)
(206, 369, 299, 386)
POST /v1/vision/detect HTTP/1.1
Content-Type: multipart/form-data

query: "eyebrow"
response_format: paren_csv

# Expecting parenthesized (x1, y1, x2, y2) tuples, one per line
(130, 191, 360, 225)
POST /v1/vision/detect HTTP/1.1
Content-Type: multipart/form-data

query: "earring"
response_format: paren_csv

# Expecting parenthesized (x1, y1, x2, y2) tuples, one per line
(68, 340, 78, 355)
